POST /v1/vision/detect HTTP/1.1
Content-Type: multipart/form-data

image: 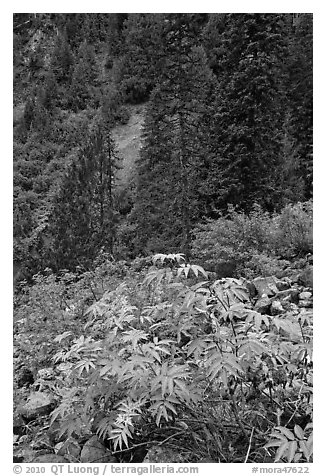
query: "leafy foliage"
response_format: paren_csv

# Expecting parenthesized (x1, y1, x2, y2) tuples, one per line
(191, 201, 312, 278)
(39, 253, 313, 462)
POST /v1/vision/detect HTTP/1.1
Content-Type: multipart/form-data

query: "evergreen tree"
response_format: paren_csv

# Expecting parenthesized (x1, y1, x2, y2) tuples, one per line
(132, 14, 214, 256)
(286, 14, 313, 199)
(69, 40, 98, 111)
(207, 14, 289, 212)
(49, 114, 120, 270)
(51, 31, 74, 84)
(119, 14, 165, 103)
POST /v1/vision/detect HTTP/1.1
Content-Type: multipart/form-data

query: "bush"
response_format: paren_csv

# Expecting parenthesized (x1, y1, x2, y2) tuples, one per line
(275, 201, 313, 257)
(191, 201, 312, 278)
(49, 254, 312, 462)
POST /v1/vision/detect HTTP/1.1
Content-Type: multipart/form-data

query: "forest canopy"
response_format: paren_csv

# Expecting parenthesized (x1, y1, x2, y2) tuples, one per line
(13, 13, 312, 280)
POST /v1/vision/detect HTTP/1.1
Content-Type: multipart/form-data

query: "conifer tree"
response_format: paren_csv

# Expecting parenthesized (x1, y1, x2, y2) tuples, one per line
(286, 14, 313, 199)
(51, 31, 74, 84)
(49, 114, 120, 270)
(207, 13, 289, 212)
(69, 40, 98, 111)
(119, 14, 165, 103)
(132, 14, 214, 256)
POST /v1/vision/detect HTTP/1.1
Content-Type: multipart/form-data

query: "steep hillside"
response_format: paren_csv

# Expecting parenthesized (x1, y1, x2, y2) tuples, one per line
(111, 104, 146, 187)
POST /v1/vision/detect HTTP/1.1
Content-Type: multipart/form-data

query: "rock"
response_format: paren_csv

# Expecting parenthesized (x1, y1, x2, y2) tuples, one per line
(143, 445, 185, 463)
(13, 414, 26, 436)
(252, 277, 279, 297)
(254, 296, 272, 314)
(57, 438, 81, 459)
(16, 367, 34, 388)
(37, 368, 55, 380)
(47, 421, 65, 445)
(270, 300, 285, 316)
(299, 300, 313, 309)
(80, 436, 117, 463)
(298, 267, 313, 287)
(243, 280, 257, 298)
(289, 289, 300, 304)
(18, 392, 55, 421)
(14, 448, 39, 463)
(299, 291, 312, 300)
(274, 278, 291, 291)
(32, 454, 69, 463)
(274, 289, 293, 301)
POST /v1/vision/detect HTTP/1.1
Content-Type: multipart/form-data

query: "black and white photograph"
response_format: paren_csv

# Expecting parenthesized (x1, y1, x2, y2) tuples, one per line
(12, 9, 313, 468)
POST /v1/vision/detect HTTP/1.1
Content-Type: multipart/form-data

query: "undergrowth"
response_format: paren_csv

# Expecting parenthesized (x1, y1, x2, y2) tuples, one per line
(191, 201, 312, 279)
(21, 252, 312, 463)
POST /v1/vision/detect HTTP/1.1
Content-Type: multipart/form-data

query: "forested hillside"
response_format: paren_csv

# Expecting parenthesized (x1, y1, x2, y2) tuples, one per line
(13, 13, 313, 464)
(14, 13, 312, 279)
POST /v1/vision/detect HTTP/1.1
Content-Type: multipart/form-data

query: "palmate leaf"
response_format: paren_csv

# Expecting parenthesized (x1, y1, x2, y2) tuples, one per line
(294, 424, 305, 440)
(205, 351, 244, 382)
(211, 278, 249, 305)
(152, 253, 185, 265)
(277, 426, 295, 440)
(143, 268, 166, 287)
(245, 310, 270, 329)
(54, 331, 73, 343)
(266, 426, 304, 463)
(141, 339, 173, 363)
(122, 328, 149, 350)
(99, 356, 123, 377)
(220, 302, 246, 322)
(300, 432, 313, 461)
(109, 422, 134, 450)
(272, 318, 301, 338)
(190, 281, 210, 293)
(275, 442, 290, 462)
(177, 264, 208, 279)
(74, 358, 96, 375)
(107, 398, 144, 450)
(149, 394, 180, 425)
(187, 337, 210, 358)
(150, 362, 190, 397)
(238, 336, 268, 360)
(96, 416, 114, 440)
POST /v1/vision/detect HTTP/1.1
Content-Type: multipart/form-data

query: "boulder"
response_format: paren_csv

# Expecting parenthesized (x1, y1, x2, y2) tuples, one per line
(37, 368, 55, 380)
(80, 436, 117, 463)
(274, 278, 291, 291)
(252, 277, 279, 297)
(18, 392, 55, 421)
(57, 438, 81, 459)
(270, 300, 285, 316)
(299, 291, 312, 300)
(143, 445, 185, 463)
(243, 280, 257, 299)
(16, 367, 34, 388)
(47, 421, 65, 445)
(298, 267, 313, 287)
(13, 414, 26, 436)
(274, 289, 295, 302)
(32, 454, 69, 463)
(299, 300, 313, 309)
(254, 296, 272, 314)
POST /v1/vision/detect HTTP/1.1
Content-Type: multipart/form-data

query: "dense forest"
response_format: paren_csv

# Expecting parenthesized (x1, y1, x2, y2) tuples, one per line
(13, 13, 313, 465)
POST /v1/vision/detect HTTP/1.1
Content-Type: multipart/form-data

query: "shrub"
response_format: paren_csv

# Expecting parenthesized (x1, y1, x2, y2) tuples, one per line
(275, 201, 313, 257)
(191, 201, 312, 279)
(50, 254, 312, 462)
